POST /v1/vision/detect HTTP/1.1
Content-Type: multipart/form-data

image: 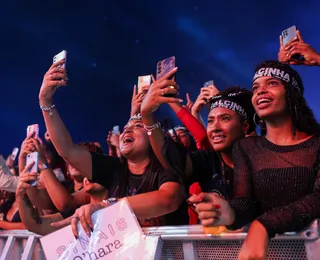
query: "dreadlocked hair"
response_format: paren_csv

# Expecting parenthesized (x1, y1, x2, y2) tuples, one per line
(255, 60, 320, 136)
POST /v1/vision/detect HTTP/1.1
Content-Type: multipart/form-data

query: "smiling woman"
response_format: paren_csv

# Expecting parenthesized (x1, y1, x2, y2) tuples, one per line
(205, 60, 320, 259)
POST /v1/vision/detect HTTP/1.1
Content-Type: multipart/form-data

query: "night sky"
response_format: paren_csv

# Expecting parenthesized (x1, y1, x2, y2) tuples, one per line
(1, 0, 319, 156)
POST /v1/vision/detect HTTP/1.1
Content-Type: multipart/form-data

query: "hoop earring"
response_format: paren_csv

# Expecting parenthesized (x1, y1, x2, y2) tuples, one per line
(253, 113, 266, 130)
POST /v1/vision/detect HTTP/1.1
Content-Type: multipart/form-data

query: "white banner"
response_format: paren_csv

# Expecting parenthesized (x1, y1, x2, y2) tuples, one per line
(41, 199, 159, 260)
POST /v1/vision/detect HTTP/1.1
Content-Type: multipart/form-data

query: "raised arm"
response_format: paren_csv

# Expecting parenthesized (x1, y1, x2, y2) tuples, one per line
(191, 85, 219, 127)
(140, 68, 182, 169)
(38, 59, 92, 179)
(169, 102, 212, 150)
(279, 30, 320, 66)
(16, 162, 64, 235)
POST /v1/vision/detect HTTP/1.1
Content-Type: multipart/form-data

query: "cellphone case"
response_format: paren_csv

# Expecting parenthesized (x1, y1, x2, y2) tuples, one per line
(53, 50, 67, 69)
(27, 124, 39, 139)
(26, 152, 39, 186)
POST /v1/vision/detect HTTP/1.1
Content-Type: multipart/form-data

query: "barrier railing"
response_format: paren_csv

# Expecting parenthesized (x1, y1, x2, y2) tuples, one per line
(1, 220, 319, 259)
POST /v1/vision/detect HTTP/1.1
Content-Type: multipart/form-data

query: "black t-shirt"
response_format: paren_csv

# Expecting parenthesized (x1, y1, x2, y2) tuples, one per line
(90, 152, 188, 227)
(163, 138, 234, 200)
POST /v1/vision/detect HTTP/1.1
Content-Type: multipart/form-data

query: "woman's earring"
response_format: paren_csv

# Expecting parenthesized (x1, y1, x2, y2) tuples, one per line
(253, 113, 266, 130)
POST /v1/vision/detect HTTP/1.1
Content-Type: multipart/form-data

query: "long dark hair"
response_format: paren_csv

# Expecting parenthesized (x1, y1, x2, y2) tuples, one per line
(284, 81, 320, 136)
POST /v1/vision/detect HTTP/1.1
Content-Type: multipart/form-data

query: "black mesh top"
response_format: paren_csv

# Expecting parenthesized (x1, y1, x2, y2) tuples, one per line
(229, 135, 320, 237)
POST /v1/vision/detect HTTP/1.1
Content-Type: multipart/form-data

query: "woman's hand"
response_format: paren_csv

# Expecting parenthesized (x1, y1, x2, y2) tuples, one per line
(140, 67, 182, 117)
(184, 93, 194, 112)
(16, 161, 38, 199)
(285, 30, 320, 66)
(31, 138, 47, 165)
(50, 202, 107, 237)
(131, 85, 148, 117)
(191, 86, 219, 115)
(238, 220, 269, 260)
(189, 192, 235, 227)
(39, 59, 68, 106)
(19, 136, 36, 159)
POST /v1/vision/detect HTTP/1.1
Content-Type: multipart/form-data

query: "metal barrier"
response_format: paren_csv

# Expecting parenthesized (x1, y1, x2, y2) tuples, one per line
(1, 221, 319, 259)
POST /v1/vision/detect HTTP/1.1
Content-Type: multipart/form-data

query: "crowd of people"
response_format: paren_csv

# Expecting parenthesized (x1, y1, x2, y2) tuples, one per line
(0, 30, 320, 259)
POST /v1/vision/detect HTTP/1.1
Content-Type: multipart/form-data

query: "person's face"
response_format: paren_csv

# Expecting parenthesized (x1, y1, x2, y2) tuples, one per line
(119, 120, 150, 159)
(176, 129, 191, 149)
(252, 77, 287, 121)
(83, 177, 106, 194)
(207, 107, 247, 153)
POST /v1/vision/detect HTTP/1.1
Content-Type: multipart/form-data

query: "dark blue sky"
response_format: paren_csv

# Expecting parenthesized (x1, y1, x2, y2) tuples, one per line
(1, 0, 320, 156)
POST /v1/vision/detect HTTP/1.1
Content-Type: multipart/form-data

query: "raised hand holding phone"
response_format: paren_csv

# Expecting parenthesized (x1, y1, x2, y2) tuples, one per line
(284, 30, 320, 66)
(140, 67, 182, 116)
(39, 51, 68, 107)
(26, 152, 39, 187)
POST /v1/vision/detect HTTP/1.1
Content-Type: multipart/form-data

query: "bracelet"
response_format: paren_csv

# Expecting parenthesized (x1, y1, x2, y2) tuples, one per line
(40, 102, 56, 116)
(143, 121, 161, 136)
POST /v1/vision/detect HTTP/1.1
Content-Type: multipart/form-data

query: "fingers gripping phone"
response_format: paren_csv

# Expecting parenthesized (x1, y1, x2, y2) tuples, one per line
(26, 152, 39, 186)
(281, 25, 304, 60)
(137, 75, 152, 93)
(53, 50, 67, 69)
(156, 56, 176, 97)
(27, 124, 39, 139)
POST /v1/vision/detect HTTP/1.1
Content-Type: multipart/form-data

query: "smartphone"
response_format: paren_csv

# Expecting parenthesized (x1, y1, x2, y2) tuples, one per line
(11, 147, 19, 161)
(113, 125, 119, 135)
(204, 80, 215, 88)
(26, 152, 39, 186)
(156, 56, 176, 80)
(282, 25, 297, 46)
(53, 50, 67, 69)
(281, 25, 304, 60)
(137, 75, 152, 93)
(156, 56, 176, 97)
(27, 124, 39, 139)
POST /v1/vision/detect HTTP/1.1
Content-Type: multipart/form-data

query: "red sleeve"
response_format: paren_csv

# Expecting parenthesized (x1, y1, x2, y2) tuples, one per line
(176, 107, 212, 150)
